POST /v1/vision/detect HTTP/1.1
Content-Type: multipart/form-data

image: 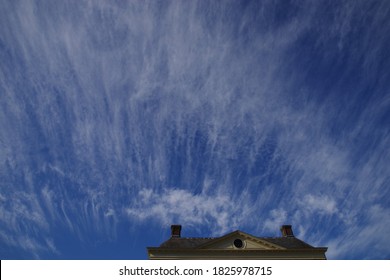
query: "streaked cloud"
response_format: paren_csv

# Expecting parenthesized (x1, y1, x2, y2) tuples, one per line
(0, 0, 389, 259)
(302, 195, 338, 215)
(126, 187, 258, 235)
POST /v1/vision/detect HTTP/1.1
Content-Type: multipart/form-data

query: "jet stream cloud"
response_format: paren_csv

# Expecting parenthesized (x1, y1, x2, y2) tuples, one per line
(0, 0, 389, 259)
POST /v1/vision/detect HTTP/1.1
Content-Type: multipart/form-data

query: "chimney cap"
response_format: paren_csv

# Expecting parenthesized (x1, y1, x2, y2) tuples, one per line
(171, 224, 182, 238)
(280, 225, 294, 237)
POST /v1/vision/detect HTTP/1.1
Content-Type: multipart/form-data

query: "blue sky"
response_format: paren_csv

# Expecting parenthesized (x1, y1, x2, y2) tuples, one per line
(0, 0, 389, 260)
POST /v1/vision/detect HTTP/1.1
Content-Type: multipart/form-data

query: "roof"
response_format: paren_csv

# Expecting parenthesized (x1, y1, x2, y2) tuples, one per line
(160, 237, 217, 248)
(148, 226, 328, 260)
(159, 233, 314, 250)
(261, 237, 314, 249)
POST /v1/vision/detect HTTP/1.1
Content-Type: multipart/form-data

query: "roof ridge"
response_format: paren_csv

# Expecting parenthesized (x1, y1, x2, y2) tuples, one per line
(180, 237, 216, 239)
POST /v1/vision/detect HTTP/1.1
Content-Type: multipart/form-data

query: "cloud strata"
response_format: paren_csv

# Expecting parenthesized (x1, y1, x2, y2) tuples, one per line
(0, 0, 389, 259)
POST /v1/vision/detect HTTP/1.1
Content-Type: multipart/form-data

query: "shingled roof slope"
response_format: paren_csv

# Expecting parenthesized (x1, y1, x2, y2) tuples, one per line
(159, 235, 313, 249)
(261, 237, 313, 249)
(160, 237, 216, 248)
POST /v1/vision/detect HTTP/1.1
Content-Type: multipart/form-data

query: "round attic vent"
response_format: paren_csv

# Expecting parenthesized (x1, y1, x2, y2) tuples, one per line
(233, 238, 244, 248)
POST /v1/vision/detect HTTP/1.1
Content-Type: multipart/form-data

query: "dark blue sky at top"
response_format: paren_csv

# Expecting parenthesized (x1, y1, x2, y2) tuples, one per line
(0, 0, 389, 260)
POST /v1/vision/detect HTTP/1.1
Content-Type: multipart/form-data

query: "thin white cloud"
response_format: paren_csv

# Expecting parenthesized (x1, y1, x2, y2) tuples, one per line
(302, 194, 338, 215)
(263, 209, 288, 232)
(126, 187, 257, 235)
(326, 205, 390, 259)
(0, 0, 389, 259)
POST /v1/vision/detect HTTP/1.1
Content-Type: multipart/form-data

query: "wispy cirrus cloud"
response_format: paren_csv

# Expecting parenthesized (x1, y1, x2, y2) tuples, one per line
(0, 0, 389, 259)
(127, 188, 244, 235)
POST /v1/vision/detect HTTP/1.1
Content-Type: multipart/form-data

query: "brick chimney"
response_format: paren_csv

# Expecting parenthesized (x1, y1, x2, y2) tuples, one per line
(280, 225, 294, 237)
(171, 225, 182, 238)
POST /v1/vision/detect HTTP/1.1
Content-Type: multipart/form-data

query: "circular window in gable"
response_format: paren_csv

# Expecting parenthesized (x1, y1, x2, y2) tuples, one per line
(233, 238, 244, 248)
